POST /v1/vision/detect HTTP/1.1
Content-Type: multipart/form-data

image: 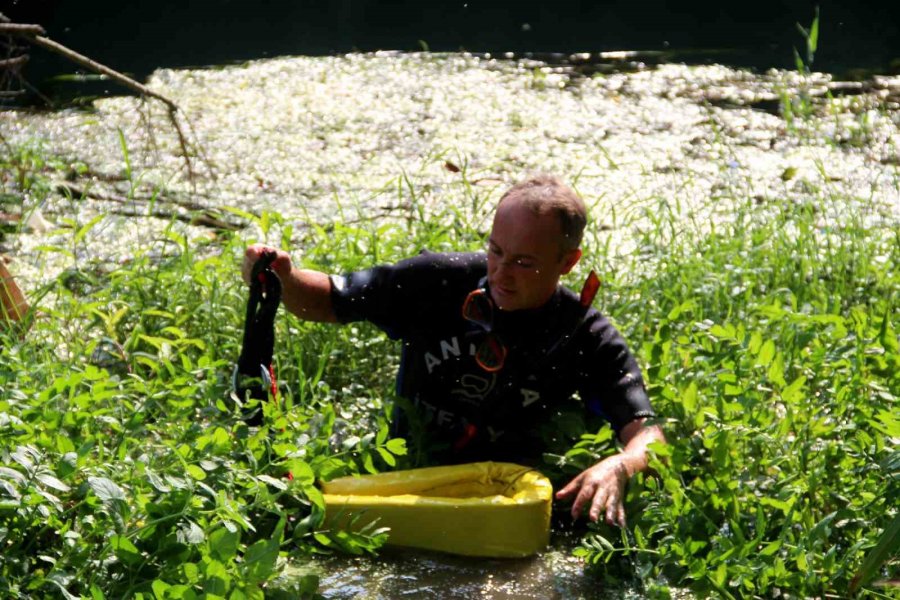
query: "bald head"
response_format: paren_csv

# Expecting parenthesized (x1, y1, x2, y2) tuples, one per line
(497, 175, 587, 254)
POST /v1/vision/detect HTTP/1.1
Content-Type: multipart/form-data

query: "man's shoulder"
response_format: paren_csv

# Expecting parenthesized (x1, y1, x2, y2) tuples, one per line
(554, 284, 620, 344)
(397, 250, 486, 271)
(392, 250, 487, 284)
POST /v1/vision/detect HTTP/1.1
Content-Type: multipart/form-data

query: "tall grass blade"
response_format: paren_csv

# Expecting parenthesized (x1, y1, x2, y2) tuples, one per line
(849, 513, 900, 593)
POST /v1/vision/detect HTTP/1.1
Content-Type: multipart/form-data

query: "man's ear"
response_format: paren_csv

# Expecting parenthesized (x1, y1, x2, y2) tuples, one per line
(560, 248, 582, 275)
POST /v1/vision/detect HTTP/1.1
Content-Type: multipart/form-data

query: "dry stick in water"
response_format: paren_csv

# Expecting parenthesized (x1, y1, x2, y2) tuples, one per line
(0, 22, 208, 184)
(54, 182, 243, 231)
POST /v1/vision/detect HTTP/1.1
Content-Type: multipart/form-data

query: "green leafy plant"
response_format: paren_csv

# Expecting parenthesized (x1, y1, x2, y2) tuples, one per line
(2, 103, 897, 598)
(781, 6, 822, 130)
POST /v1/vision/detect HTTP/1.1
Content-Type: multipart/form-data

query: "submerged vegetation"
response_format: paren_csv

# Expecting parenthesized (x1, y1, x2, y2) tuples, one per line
(1, 43, 898, 599)
(2, 150, 897, 598)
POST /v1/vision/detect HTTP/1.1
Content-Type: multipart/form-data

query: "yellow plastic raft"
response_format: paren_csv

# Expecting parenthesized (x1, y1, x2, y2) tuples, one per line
(322, 461, 553, 558)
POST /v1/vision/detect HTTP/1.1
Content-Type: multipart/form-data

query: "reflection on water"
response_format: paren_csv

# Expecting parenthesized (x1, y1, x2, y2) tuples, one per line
(298, 529, 635, 600)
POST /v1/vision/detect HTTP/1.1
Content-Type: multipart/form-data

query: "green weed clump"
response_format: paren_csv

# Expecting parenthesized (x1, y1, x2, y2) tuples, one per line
(571, 198, 899, 597)
(1, 142, 897, 599)
(0, 227, 417, 599)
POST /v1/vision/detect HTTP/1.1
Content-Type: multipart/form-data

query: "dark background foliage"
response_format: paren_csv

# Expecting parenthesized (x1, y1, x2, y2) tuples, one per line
(7, 0, 900, 85)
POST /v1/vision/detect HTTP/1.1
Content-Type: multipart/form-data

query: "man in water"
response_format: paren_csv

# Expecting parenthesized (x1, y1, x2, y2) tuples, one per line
(242, 175, 665, 525)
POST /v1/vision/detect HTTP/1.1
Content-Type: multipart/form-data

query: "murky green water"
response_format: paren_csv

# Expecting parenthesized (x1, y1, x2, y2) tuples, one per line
(289, 530, 636, 600)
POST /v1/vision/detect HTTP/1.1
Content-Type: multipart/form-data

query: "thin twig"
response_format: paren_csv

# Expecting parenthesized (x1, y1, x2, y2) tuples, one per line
(56, 181, 206, 212)
(55, 181, 244, 231)
(6, 24, 209, 183)
(110, 208, 242, 231)
(26, 34, 176, 110)
(0, 24, 45, 36)
(0, 54, 28, 69)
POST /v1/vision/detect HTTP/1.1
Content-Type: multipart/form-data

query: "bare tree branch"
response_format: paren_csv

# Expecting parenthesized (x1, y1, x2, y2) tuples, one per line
(4, 22, 214, 183)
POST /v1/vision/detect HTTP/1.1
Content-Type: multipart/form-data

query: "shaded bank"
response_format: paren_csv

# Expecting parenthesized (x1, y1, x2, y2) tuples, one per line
(6, 0, 900, 103)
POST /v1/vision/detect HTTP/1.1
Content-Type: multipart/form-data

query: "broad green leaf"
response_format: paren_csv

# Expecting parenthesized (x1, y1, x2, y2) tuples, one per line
(186, 465, 206, 481)
(667, 300, 695, 320)
(682, 381, 698, 414)
(878, 307, 899, 353)
(709, 324, 734, 340)
(759, 496, 795, 514)
(257, 474, 288, 491)
(872, 410, 900, 438)
(287, 460, 315, 486)
(305, 486, 325, 512)
(151, 579, 170, 600)
(781, 376, 807, 404)
(808, 8, 819, 55)
(759, 539, 783, 556)
(111, 534, 142, 565)
(376, 447, 396, 467)
(88, 476, 125, 502)
(385, 438, 407, 456)
(363, 453, 377, 474)
(209, 528, 240, 562)
(183, 562, 200, 583)
(168, 586, 197, 600)
(36, 473, 70, 492)
(0, 467, 26, 484)
(178, 521, 206, 545)
(767, 351, 786, 387)
(376, 424, 389, 445)
(243, 537, 279, 584)
(756, 339, 776, 367)
(201, 558, 231, 596)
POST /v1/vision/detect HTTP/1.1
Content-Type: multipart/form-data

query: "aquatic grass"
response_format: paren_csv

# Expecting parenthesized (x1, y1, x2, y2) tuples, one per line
(570, 180, 898, 597)
(4, 148, 896, 597)
(0, 216, 412, 598)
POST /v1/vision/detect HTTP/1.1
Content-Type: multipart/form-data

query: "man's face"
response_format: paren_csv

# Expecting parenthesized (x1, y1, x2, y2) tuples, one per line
(487, 198, 581, 311)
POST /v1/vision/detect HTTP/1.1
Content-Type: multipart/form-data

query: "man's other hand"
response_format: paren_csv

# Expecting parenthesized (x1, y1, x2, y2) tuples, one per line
(242, 245, 293, 285)
(555, 454, 632, 526)
(554, 417, 664, 526)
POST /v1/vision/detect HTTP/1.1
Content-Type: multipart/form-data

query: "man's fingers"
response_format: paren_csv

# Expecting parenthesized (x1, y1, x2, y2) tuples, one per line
(243, 245, 291, 284)
(569, 482, 595, 519)
(271, 252, 292, 277)
(555, 475, 582, 500)
(616, 503, 626, 528)
(242, 245, 266, 284)
(604, 491, 622, 526)
(588, 486, 610, 522)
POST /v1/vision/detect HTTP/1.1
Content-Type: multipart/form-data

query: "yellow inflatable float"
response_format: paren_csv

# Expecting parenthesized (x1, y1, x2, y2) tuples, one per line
(322, 461, 553, 558)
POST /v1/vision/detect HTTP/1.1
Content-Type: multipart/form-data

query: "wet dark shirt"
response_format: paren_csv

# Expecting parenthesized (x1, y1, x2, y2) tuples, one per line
(330, 251, 654, 464)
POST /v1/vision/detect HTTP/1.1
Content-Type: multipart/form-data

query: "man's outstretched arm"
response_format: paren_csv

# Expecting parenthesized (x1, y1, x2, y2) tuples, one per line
(242, 244, 337, 323)
(555, 417, 666, 526)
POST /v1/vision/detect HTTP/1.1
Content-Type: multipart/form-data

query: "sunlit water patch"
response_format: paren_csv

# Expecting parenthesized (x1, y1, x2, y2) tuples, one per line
(287, 531, 643, 600)
(1, 52, 898, 304)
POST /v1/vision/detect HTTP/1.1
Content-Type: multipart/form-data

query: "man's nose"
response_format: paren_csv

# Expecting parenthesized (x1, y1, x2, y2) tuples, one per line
(493, 259, 514, 281)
